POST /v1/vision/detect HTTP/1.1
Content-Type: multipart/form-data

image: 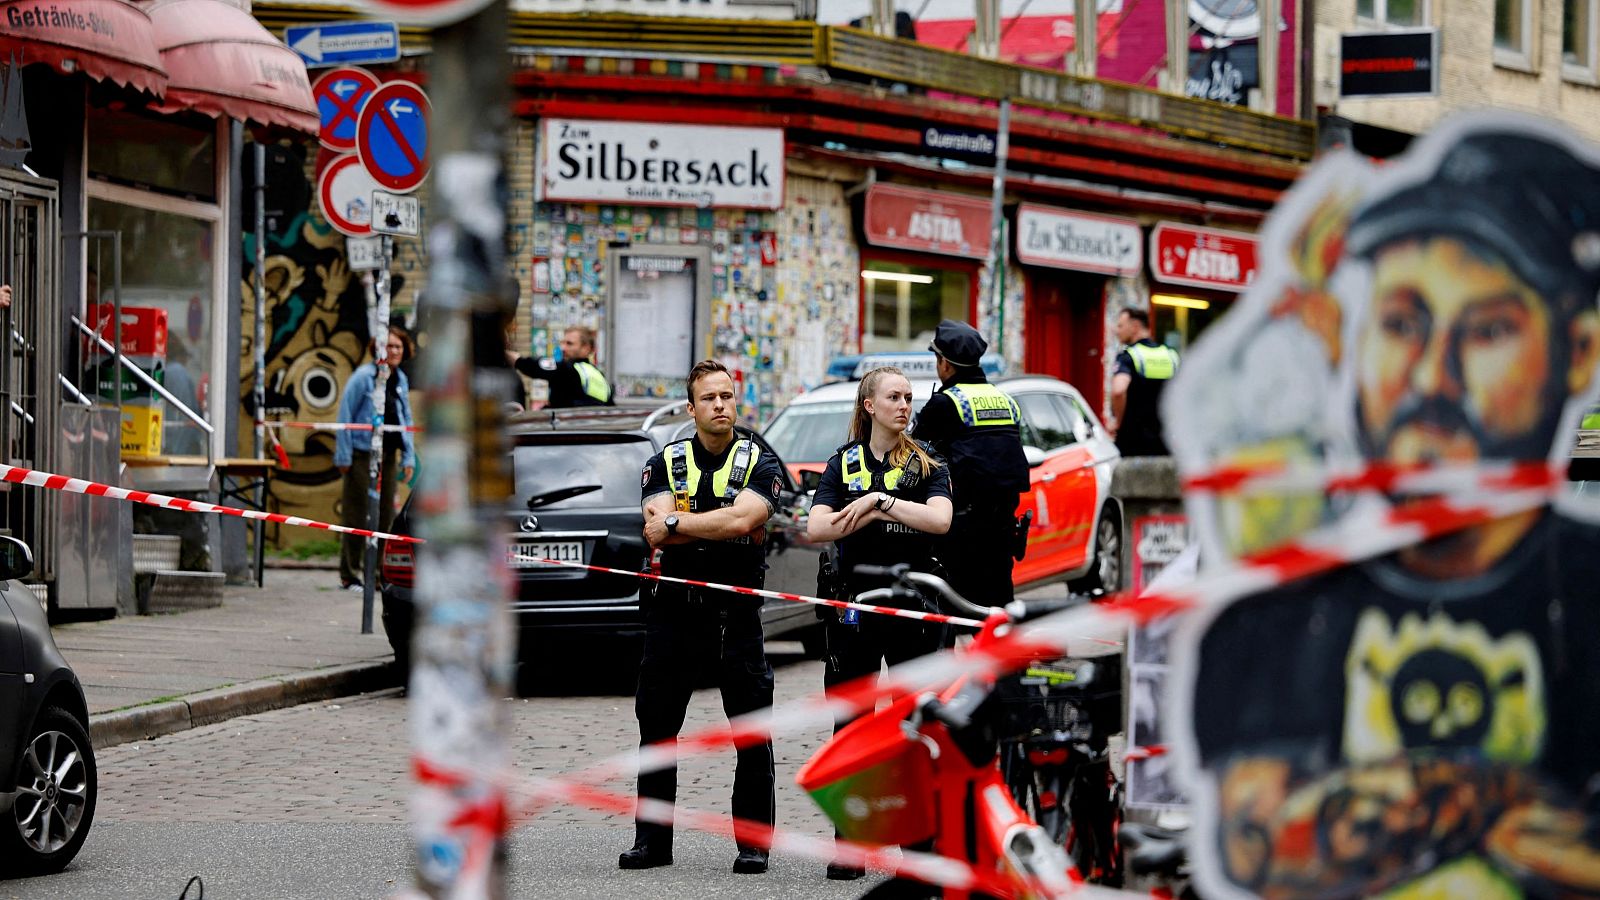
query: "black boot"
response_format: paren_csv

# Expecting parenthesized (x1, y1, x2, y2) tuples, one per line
(732, 846, 769, 874)
(618, 826, 673, 870)
(827, 860, 866, 880)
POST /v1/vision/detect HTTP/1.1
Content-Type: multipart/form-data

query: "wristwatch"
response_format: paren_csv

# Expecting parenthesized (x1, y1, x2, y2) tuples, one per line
(664, 515, 680, 536)
(874, 494, 887, 511)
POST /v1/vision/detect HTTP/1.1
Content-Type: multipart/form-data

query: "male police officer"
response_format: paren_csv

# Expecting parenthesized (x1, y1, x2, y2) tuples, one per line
(912, 319, 1031, 607)
(622, 360, 784, 875)
(1108, 307, 1178, 456)
(508, 325, 613, 407)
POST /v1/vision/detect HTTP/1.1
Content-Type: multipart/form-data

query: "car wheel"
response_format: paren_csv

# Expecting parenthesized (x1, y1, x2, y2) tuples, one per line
(0, 706, 97, 877)
(1072, 511, 1122, 594)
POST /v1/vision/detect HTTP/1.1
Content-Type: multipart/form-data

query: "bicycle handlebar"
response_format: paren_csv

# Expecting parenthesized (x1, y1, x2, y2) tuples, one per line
(852, 563, 1003, 620)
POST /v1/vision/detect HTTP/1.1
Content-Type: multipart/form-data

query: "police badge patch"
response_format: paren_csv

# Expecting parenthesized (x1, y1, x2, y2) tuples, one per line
(642, 465, 652, 488)
(539, 358, 558, 371)
(772, 477, 782, 497)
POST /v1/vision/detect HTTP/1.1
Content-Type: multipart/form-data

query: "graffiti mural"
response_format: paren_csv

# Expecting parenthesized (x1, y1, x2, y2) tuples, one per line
(240, 142, 372, 547)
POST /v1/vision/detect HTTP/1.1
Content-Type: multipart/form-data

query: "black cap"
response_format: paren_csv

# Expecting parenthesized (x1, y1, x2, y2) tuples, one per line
(929, 319, 988, 368)
(1345, 127, 1600, 318)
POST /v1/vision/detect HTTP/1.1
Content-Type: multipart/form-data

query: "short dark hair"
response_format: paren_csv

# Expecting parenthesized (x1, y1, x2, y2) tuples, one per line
(1120, 307, 1150, 327)
(687, 359, 730, 399)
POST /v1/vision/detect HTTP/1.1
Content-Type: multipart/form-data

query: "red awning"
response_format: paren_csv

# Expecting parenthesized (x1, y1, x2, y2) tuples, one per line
(0, 0, 167, 96)
(148, 0, 316, 134)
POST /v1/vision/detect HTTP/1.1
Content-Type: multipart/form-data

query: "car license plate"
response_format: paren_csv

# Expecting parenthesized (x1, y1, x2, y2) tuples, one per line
(507, 541, 583, 568)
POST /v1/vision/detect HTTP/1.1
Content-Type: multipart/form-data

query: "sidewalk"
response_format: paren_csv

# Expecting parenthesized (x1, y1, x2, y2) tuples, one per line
(48, 567, 399, 749)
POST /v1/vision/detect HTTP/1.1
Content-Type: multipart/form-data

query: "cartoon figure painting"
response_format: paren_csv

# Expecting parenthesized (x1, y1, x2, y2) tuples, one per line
(1168, 113, 1600, 898)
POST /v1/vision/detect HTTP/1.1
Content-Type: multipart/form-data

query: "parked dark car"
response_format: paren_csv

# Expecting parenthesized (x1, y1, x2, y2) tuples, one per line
(0, 537, 96, 876)
(379, 406, 824, 682)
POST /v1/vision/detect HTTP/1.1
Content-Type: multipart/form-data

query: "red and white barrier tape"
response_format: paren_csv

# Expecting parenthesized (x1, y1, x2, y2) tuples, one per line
(1182, 458, 1565, 497)
(0, 462, 422, 544)
(269, 420, 420, 434)
(534, 557, 998, 629)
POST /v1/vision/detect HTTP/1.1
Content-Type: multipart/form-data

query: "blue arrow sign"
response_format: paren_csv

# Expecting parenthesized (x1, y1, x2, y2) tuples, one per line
(286, 21, 400, 68)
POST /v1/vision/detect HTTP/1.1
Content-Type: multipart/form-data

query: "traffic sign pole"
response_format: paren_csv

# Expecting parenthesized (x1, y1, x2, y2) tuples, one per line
(361, 234, 393, 636)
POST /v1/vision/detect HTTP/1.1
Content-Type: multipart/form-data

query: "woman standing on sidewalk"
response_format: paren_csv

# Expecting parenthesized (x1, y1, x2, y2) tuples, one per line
(804, 365, 953, 879)
(334, 326, 416, 592)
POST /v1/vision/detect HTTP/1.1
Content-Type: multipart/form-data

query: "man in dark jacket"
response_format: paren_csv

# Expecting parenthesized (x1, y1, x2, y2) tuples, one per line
(1109, 307, 1178, 456)
(911, 319, 1031, 607)
(508, 325, 613, 408)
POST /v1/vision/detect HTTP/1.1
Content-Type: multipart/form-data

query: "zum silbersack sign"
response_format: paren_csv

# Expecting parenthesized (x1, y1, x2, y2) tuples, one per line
(537, 118, 785, 210)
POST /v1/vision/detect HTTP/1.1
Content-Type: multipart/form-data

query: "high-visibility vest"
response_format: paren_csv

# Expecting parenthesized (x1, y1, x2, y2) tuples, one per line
(573, 360, 612, 404)
(1127, 343, 1179, 380)
(665, 438, 758, 511)
(840, 443, 923, 493)
(944, 383, 1022, 428)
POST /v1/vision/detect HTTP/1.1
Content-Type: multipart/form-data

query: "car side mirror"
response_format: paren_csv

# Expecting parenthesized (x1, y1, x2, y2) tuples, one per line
(0, 536, 34, 581)
(800, 469, 823, 493)
(1023, 445, 1046, 468)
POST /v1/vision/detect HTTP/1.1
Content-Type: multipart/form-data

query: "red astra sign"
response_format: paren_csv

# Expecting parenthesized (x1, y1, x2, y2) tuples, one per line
(864, 184, 992, 259)
(1149, 222, 1259, 293)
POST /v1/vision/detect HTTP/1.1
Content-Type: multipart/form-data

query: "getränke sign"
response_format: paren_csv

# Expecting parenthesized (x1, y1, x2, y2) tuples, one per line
(1015, 204, 1142, 276)
(537, 119, 784, 209)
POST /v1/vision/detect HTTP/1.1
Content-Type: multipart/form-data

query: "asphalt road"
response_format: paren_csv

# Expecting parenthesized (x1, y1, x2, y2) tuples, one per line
(0, 653, 891, 900)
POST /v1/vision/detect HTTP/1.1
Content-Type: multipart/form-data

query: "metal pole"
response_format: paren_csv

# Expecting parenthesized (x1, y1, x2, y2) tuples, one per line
(362, 236, 391, 636)
(986, 98, 1011, 359)
(253, 143, 268, 586)
(411, 2, 515, 896)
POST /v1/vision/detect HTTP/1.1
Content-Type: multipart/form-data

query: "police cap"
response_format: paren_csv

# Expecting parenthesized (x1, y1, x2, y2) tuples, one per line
(929, 319, 988, 368)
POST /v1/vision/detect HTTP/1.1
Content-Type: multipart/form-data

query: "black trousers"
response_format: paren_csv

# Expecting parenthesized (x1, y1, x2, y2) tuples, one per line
(938, 504, 1019, 611)
(822, 598, 944, 732)
(634, 583, 775, 849)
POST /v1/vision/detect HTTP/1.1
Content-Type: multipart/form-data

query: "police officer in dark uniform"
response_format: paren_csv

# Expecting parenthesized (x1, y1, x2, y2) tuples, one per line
(911, 319, 1031, 608)
(807, 365, 953, 880)
(621, 360, 784, 875)
(507, 325, 614, 407)
(1108, 307, 1178, 456)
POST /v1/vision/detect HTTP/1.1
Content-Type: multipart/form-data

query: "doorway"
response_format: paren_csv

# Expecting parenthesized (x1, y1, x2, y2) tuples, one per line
(1024, 270, 1106, 413)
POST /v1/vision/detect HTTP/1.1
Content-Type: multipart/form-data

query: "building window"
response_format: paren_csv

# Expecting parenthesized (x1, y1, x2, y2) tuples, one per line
(1496, 0, 1535, 65)
(87, 109, 218, 203)
(859, 261, 972, 354)
(1357, 0, 1427, 27)
(1565, 0, 1597, 75)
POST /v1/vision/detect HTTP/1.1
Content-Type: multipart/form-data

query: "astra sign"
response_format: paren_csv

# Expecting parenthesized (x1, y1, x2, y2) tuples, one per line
(537, 119, 784, 209)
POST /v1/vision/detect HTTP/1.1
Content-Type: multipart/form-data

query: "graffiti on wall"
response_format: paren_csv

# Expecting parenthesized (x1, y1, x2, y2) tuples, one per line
(240, 143, 372, 547)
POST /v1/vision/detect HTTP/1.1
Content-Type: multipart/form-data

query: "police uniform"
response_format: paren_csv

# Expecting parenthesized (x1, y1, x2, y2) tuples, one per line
(812, 440, 953, 711)
(628, 433, 784, 866)
(912, 320, 1030, 609)
(514, 355, 614, 407)
(1113, 338, 1178, 456)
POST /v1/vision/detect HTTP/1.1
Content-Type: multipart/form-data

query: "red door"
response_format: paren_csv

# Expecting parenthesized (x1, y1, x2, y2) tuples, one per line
(1023, 273, 1106, 412)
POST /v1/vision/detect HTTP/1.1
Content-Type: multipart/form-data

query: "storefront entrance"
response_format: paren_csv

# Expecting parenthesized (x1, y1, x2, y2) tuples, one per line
(1024, 271, 1107, 413)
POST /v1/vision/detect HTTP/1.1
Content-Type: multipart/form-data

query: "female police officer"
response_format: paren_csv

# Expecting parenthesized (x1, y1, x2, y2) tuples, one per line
(805, 365, 954, 879)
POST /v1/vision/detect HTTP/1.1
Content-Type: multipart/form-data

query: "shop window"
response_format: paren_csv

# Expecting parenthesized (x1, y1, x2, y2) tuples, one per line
(1357, 0, 1428, 26)
(1151, 293, 1232, 355)
(88, 109, 217, 202)
(861, 263, 970, 354)
(86, 198, 215, 456)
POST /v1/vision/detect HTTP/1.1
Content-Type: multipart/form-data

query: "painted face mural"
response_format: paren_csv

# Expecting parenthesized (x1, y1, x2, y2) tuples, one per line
(1162, 114, 1600, 899)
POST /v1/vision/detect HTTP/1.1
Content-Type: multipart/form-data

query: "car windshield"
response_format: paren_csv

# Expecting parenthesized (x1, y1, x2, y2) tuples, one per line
(512, 436, 653, 509)
(764, 401, 853, 464)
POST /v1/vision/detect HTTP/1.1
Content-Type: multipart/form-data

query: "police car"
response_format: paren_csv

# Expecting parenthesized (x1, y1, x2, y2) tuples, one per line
(764, 354, 1123, 592)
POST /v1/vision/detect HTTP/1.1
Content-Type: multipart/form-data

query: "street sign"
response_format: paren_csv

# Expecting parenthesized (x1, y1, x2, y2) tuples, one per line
(311, 67, 380, 152)
(347, 235, 386, 271)
(352, 0, 494, 27)
(318, 154, 380, 237)
(356, 80, 430, 193)
(287, 21, 400, 67)
(372, 191, 421, 237)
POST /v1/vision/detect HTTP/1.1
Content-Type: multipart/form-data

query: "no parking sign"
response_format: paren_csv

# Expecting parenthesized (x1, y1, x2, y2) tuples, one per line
(312, 66, 379, 152)
(356, 81, 431, 193)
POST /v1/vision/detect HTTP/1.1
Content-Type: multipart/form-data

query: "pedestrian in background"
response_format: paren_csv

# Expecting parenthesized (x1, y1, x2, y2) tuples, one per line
(334, 325, 415, 592)
(806, 365, 952, 880)
(623, 360, 782, 875)
(507, 325, 613, 408)
(1108, 307, 1179, 456)
(912, 319, 1030, 608)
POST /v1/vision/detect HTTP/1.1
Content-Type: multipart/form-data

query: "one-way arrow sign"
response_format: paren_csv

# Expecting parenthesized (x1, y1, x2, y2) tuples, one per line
(285, 21, 400, 68)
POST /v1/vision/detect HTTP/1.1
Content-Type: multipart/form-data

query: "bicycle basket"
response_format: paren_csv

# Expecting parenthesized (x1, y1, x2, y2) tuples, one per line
(796, 693, 937, 846)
